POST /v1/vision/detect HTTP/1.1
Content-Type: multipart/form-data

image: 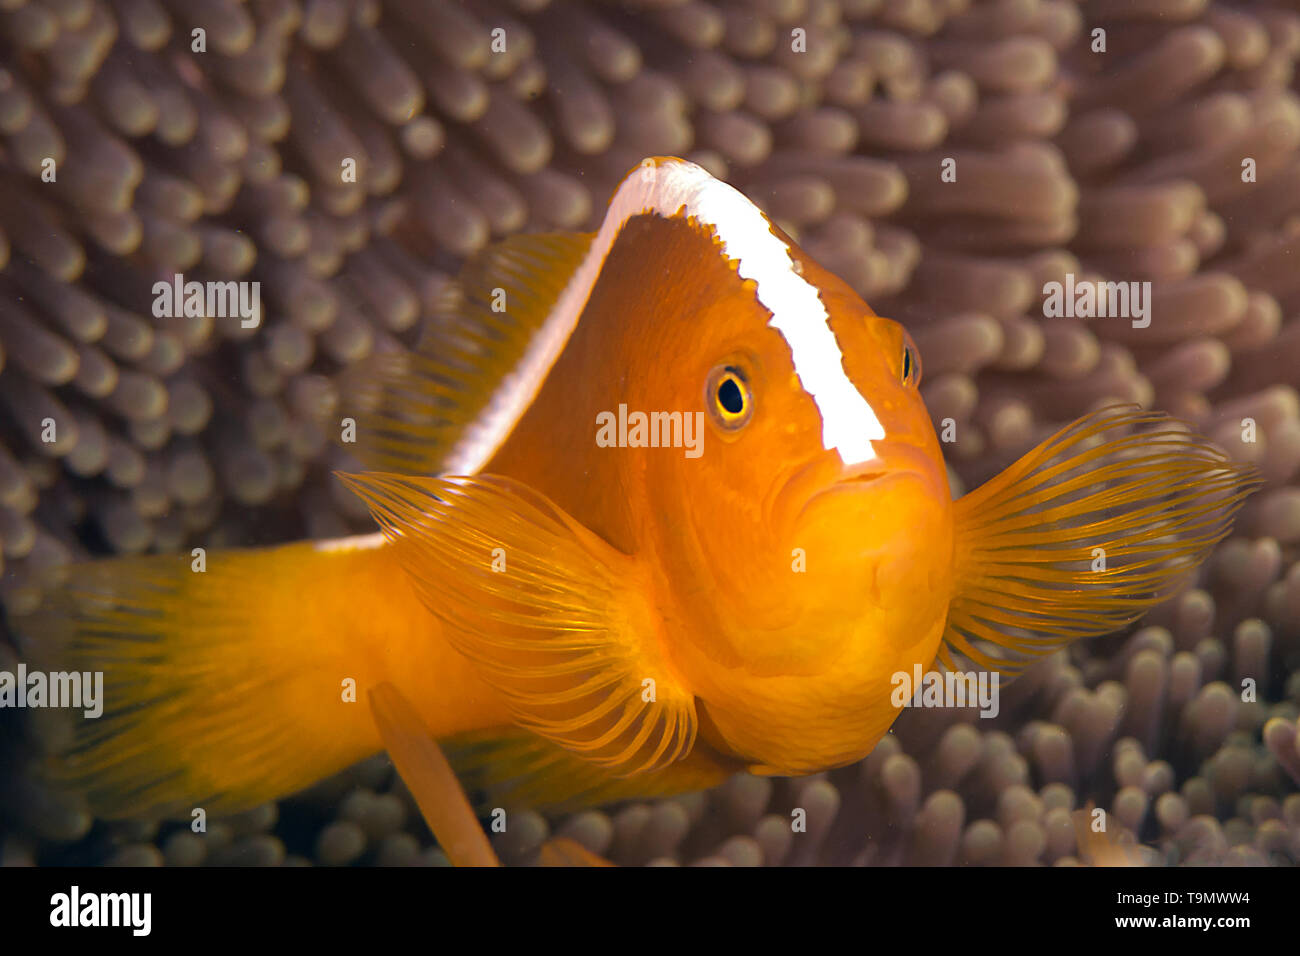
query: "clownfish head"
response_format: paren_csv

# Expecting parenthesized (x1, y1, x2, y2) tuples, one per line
(585, 159, 956, 773)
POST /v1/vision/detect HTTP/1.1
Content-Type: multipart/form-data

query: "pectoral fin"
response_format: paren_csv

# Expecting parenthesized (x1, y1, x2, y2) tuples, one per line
(444, 727, 741, 814)
(340, 472, 698, 779)
(946, 405, 1261, 673)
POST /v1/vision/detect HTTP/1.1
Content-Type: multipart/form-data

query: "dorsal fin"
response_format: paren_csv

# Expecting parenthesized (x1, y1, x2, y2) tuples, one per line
(351, 154, 864, 476)
(351, 231, 592, 475)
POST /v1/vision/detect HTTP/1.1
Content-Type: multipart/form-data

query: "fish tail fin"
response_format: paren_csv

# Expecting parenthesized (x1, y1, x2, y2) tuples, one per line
(13, 535, 413, 820)
(944, 404, 1262, 673)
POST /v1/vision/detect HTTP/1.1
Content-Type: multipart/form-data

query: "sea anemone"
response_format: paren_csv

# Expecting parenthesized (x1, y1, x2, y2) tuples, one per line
(1, 0, 1297, 866)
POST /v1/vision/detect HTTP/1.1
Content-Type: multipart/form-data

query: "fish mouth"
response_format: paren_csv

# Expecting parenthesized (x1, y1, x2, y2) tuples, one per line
(830, 467, 916, 495)
(838, 470, 889, 486)
(795, 467, 918, 524)
(775, 442, 943, 528)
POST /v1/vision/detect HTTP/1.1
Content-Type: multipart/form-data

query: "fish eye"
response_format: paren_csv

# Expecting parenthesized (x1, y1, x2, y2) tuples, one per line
(707, 365, 753, 430)
(901, 342, 921, 387)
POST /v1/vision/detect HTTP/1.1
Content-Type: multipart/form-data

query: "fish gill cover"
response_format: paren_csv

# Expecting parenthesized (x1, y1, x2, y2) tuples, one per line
(0, 0, 1296, 868)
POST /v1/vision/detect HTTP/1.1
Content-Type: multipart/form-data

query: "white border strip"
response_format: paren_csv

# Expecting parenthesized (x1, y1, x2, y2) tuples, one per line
(443, 158, 886, 475)
(314, 531, 387, 553)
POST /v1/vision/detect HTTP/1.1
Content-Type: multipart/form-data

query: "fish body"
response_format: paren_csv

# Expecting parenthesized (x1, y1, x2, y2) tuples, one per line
(473, 187, 952, 776)
(18, 158, 1259, 820)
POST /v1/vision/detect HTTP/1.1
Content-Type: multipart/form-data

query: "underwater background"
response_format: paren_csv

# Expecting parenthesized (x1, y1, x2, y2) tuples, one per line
(0, 0, 1299, 866)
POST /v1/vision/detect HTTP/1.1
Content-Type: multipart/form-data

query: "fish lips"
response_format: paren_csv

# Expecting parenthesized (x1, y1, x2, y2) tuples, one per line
(797, 442, 948, 520)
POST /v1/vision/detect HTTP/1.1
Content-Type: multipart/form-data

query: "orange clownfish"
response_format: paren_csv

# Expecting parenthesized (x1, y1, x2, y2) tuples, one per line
(19, 158, 1259, 859)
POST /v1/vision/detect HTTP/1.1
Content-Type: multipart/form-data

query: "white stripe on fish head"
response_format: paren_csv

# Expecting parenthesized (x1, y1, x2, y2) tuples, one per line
(661, 160, 887, 465)
(447, 157, 886, 474)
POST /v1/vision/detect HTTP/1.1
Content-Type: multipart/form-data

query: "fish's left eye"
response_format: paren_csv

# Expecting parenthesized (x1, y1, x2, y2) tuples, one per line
(901, 343, 920, 387)
(707, 365, 753, 430)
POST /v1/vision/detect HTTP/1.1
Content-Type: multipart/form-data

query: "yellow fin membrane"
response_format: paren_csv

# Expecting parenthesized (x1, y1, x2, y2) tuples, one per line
(537, 838, 616, 867)
(371, 685, 631, 865)
(944, 405, 1262, 673)
(444, 727, 740, 815)
(14, 537, 436, 819)
(368, 682, 499, 867)
(340, 471, 699, 778)
(348, 233, 592, 475)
